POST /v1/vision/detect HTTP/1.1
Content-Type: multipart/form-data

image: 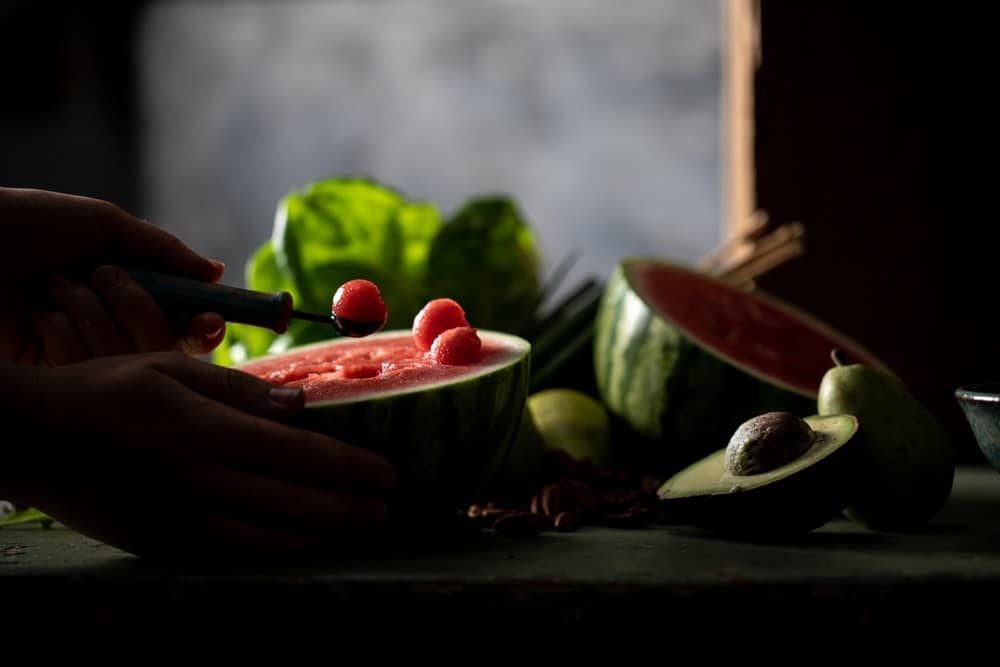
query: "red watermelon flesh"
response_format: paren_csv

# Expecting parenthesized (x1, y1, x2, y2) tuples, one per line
(412, 298, 470, 352)
(594, 258, 891, 471)
(241, 332, 512, 402)
(628, 261, 888, 396)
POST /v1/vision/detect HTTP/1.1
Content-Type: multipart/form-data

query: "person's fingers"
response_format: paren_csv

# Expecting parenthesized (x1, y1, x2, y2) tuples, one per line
(14, 340, 41, 366)
(41, 485, 325, 561)
(95, 202, 225, 282)
(0, 315, 32, 361)
(4, 188, 224, 282)
(90, 265, 176, 352)
(151, 353, 307, 416)
(91, 265, 226, 355)
(30, 309, 88, 365)
(178, 312, 226, 356)
(47, 275, 134, 357)
(183, 512, 325, 558)
(101, 215, 225, 283)
(205, 411, 396, 494)
(185, 465, 389, 533)
(147, 354, 395, 492)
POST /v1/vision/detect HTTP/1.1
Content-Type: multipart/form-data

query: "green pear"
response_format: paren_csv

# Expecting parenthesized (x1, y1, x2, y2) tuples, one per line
(817, 357, 954, 530)
(487, 405, 547, 503)
(488, 389, 613, 502)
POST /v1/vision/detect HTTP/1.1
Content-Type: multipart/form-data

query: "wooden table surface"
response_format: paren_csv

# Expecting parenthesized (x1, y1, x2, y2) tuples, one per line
(3, 465, 1000, 629)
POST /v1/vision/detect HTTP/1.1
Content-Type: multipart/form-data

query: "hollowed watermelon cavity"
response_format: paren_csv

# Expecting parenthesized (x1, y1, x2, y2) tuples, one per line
(239, 330, 530, 525)
(595, 258, 887, 471)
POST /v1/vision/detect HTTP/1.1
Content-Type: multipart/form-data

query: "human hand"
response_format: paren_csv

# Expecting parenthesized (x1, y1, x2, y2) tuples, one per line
(0, 187, 228, 365)
(1, 352, 395, 558)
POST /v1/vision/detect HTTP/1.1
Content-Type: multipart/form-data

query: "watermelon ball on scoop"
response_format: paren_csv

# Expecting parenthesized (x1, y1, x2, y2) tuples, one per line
(331, 279, 388, 337)
(412, 298, 470, 351)
(429, 326, 483, 365)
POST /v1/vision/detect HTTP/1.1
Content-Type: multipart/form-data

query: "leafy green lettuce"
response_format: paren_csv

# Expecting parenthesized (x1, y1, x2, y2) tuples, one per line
(216, 177, 541, 365)
(0, 507, 54, 529)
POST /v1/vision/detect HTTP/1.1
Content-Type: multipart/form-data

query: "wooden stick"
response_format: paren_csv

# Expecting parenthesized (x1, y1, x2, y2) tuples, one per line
(722, 237, 806, 286)
(698, 210, 770, 272)
(718, 221, 804, 277)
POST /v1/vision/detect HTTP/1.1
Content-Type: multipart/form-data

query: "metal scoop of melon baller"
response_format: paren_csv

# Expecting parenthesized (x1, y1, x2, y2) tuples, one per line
(127, 270, 383, 337)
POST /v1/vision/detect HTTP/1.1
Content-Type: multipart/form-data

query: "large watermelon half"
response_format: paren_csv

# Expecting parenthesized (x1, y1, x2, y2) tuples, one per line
(238, 330, 530, 526)
(594, 257, 888, 472)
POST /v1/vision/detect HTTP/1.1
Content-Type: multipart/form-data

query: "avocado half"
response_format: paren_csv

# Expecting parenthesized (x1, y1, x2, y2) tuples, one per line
(656, 414, 860, 535)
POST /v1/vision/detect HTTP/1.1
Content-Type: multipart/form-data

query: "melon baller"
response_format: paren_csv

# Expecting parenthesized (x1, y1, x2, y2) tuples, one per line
(126, 270, 383, 338)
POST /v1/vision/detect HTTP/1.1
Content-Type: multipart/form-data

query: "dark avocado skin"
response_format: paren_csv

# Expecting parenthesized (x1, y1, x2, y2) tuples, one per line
(668, 444, 857, 536)
(658, 414, 861, 536)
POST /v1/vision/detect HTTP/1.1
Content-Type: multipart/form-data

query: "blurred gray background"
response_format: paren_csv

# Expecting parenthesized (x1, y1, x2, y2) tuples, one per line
(2, 0, 721, 295)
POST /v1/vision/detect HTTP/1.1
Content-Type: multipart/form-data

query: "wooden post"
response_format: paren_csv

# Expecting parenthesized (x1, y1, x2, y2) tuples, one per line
(722, 0, 761, 242)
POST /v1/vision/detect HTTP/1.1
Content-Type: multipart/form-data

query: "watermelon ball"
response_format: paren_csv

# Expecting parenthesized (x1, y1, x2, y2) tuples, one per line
(412, 298, 470, 351)
(331, 279, 388, 337)
(429, 326, 482, 365)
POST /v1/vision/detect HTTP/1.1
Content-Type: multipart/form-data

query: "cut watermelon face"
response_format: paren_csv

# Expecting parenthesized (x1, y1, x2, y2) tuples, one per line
(595, 258, 889, 471)
(241, 331, 510, 403)
(626, 261, 887, 397)
(238, 330, 531, 524)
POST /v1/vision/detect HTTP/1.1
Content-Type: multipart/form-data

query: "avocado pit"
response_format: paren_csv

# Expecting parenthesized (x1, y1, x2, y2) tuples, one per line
(725, 411, 816, 476)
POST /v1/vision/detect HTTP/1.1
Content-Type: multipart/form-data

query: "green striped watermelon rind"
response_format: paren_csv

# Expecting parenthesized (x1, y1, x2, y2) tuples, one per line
(240, 330, 531, 526)
(594, 257, 889, 472)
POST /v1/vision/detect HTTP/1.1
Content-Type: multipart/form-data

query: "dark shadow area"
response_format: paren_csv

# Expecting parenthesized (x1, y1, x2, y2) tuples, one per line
(0, 2, 145, 209)
(752, 3, 997, 464)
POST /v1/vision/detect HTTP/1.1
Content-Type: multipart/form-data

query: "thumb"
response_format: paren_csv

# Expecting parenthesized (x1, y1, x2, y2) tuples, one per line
(152, 353, 306, 419)
(98, 206, 225, 282)
(8, 188, 224, 281)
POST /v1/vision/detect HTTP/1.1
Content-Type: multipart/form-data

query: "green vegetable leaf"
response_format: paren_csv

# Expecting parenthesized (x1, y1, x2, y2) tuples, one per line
(213, 177, 544, 366)
(273, 178, 441, 329)
(426, 197, 541, 333)
(0, 507, 54, 529)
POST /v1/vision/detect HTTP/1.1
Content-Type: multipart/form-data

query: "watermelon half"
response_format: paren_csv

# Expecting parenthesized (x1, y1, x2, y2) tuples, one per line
(594, 257, 888, 471)
(238, 330, 530, 525)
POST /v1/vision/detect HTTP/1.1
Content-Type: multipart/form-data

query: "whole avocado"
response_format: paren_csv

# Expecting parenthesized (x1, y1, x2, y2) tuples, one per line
(817, 356, 954, 530)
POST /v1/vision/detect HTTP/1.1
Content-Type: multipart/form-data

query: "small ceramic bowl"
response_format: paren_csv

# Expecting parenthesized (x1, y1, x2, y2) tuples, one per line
(955, 383, 1000, 473)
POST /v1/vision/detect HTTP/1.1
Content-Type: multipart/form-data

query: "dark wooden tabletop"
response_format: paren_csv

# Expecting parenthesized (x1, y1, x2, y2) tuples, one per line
(3, 465, 1000, 630)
